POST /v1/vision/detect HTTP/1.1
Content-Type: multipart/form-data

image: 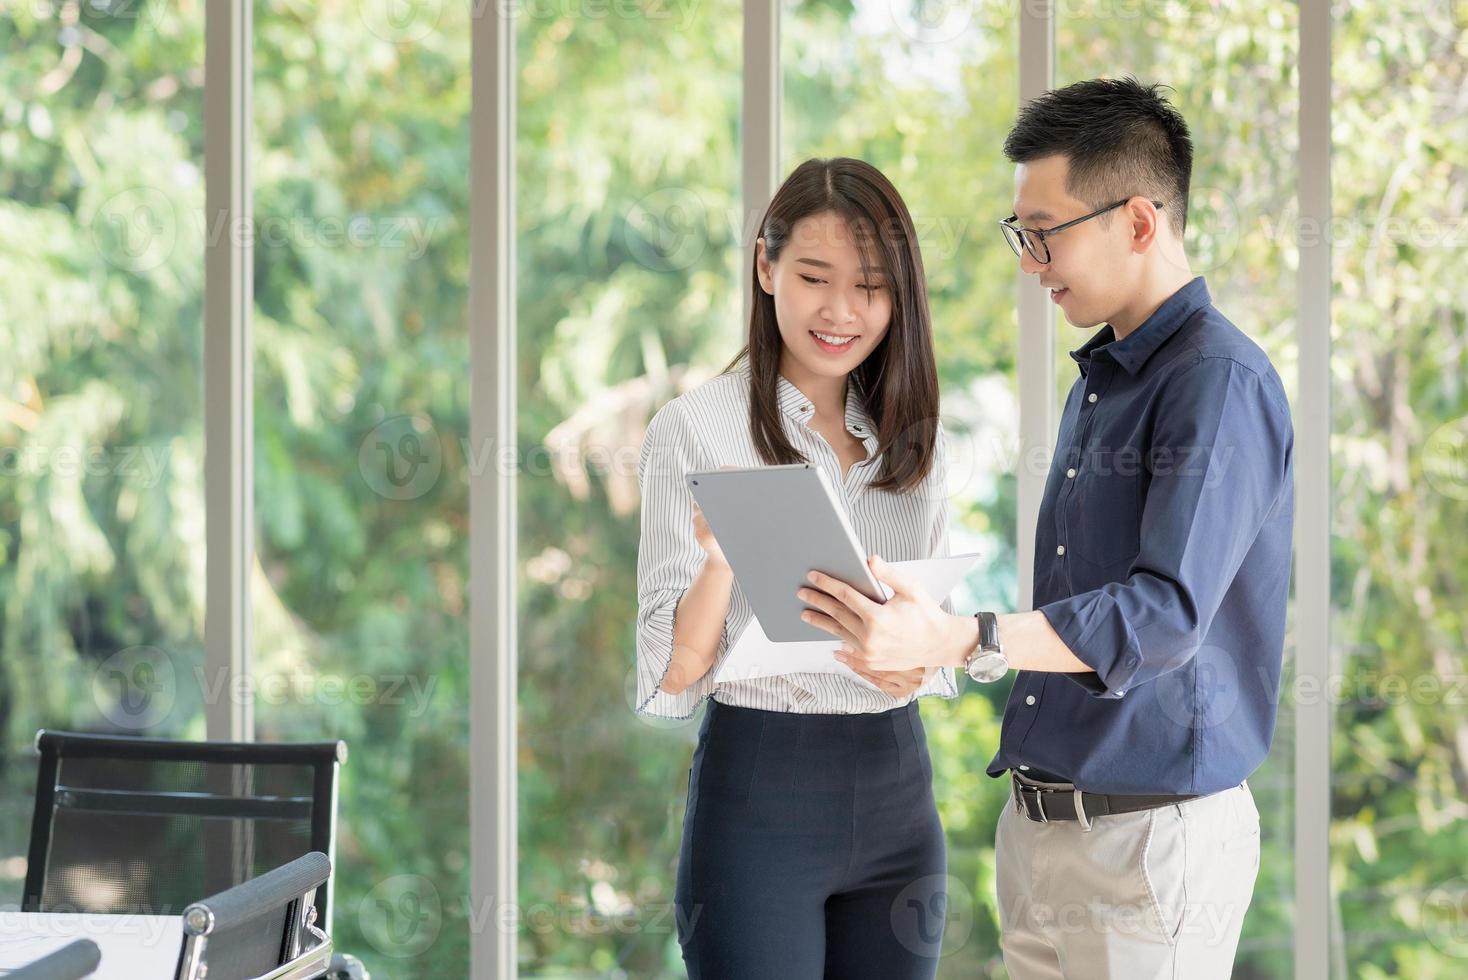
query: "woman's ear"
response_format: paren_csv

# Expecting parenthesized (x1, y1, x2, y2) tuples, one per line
(755, 238, 775, 295)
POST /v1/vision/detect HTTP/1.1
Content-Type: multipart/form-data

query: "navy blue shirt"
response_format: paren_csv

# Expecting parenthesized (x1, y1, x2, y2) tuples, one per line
(987, 277, 1295, 796)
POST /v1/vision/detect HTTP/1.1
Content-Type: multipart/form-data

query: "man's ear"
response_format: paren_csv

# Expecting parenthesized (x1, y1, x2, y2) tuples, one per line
(1127, 197, 1165, 254)
(755, 238, 775, 295)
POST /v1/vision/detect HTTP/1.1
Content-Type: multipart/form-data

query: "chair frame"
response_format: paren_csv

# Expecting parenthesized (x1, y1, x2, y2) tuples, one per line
(174, 851, 334, 980)
(5, 938, 102, 980)
(24, 730, 346, 925)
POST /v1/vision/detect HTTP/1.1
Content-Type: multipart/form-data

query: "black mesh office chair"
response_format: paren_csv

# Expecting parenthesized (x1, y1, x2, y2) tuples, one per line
(6, 939, 101, 980)
(24, 730, 343, 919)
(175, 851, 333, 980)
(23, 730, 366, 978)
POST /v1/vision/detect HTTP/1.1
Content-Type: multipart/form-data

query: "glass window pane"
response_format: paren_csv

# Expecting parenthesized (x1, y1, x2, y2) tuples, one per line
(0, 4, 206, 898)
(1330, 9, 1468, 975)
(515, 2, 742, 974)
(783, 1, 1020, 968)
(251, 3, 471, 974)
(1057, 6, 1300, 974)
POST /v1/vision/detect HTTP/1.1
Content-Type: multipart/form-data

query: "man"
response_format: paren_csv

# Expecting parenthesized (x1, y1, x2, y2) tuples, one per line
(796, 77, 1294, 978)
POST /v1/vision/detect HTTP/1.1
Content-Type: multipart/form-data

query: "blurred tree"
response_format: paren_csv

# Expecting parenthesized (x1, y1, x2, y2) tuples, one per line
(1, 1, 1462, 978)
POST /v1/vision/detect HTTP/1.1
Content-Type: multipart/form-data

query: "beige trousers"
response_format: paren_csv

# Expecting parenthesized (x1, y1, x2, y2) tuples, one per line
(995, 776, 1261, 980)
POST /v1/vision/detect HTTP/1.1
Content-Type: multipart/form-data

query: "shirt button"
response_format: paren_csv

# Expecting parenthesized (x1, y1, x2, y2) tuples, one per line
(1056, 545, 1066, 556)
(1088, 393, 1098, 404)
(1066, 468, 1077, 478)
(1025, 695, 1036, 706)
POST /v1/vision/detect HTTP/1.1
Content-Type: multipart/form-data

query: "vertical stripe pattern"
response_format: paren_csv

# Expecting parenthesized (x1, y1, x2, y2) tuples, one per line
(635, 362, 959, 719)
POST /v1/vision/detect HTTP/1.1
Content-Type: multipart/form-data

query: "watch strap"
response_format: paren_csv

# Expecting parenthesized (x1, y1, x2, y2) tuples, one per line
(976, 611, 1001, 652)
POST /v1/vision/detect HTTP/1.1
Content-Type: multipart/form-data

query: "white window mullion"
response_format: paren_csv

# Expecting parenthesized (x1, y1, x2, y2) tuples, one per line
(1296, 0, 1334, 976)
(203, 0, 254, 743)
(470, 4, 518, 978)
(1016, 3, 1055, 612)
(742, 0, 781, 327)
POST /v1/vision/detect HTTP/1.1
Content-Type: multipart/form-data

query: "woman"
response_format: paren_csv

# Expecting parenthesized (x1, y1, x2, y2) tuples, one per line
(634, 157, 956, 978)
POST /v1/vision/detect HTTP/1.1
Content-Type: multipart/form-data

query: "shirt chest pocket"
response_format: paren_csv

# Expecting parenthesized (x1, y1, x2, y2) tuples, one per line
(1069, 447, 1143, 569)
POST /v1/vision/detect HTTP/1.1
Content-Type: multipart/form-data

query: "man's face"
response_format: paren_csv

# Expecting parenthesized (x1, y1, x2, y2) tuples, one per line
(1011, 154, 1139, 329)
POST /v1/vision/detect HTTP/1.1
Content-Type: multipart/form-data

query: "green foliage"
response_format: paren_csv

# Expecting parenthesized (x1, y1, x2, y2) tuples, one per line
(1, 1, 1463, 978)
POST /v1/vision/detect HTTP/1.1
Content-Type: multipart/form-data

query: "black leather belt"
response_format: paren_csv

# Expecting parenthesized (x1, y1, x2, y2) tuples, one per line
(1011, 772, 1200, 826)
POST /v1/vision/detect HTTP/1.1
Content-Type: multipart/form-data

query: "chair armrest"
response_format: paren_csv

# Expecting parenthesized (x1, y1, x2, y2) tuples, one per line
(183, 852, 332, 936)
(8, 938, 102, 980)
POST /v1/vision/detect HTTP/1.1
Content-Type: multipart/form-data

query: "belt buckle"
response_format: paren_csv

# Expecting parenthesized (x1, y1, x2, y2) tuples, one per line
(1018, 784, 1048, 824)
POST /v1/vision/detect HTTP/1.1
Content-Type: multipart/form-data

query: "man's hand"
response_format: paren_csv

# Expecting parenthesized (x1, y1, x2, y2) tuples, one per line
(796, 554, 974, 672)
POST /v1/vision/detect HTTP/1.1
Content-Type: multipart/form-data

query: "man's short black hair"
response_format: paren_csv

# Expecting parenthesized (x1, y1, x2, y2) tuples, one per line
(1004, 76, 1193, 235)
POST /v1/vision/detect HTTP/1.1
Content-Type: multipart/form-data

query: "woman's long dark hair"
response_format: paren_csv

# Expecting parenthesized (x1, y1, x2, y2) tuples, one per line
(724, 157, 940, 495)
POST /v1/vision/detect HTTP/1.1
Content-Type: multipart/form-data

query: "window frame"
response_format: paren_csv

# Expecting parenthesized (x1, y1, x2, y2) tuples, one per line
(198, 1, 1334, 975)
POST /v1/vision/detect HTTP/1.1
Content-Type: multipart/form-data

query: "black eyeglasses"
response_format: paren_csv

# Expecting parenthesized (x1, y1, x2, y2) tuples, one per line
(999, 198, 1166, 265)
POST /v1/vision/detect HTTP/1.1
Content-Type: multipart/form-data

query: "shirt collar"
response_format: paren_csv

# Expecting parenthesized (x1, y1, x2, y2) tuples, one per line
(740, 361, 876, 439)
(1070, 276, 1212, 377)
(840, 380, 876, 440)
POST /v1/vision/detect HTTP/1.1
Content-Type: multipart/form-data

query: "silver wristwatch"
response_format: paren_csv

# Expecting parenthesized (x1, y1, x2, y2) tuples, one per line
(963, 611, 1009, 683)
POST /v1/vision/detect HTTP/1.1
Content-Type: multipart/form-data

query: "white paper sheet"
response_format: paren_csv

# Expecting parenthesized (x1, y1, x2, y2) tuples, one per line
(713, 552, 981, 684)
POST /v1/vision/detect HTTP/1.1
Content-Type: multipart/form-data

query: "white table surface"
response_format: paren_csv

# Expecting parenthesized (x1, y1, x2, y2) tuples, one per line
(0, 911, 182, 978)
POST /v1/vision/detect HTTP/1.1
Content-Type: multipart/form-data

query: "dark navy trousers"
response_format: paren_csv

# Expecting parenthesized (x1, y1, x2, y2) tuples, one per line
(675, 698, 948, 979)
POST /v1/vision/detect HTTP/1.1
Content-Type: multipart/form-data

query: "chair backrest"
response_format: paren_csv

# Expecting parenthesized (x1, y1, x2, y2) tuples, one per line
(174, 851, 332, 980)
(6, 939, 102, 980)
(24, 730, 345, 924)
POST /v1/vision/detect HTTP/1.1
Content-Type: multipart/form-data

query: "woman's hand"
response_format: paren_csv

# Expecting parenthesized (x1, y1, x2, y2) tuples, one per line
(691, 502, 727, 568)
(846, 664, 933, 699)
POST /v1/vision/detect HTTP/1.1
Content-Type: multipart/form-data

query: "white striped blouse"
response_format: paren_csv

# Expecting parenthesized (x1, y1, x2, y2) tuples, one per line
(635, 360, 959, 719)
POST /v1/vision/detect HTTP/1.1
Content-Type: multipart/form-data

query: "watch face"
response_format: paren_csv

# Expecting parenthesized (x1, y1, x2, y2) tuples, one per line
(967, 651, 1008, 684)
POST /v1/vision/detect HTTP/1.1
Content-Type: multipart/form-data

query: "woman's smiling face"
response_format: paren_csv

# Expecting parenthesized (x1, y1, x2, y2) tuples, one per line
(756, 210, 893, 383)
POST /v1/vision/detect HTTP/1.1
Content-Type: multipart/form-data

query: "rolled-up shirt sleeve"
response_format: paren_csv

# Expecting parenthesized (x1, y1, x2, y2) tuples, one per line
(1040, 356, 1293, 698)
(635, 401, 724, 718)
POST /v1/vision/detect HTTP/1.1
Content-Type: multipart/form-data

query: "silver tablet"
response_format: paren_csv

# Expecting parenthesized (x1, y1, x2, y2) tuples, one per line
(686, 463, 886, 642)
